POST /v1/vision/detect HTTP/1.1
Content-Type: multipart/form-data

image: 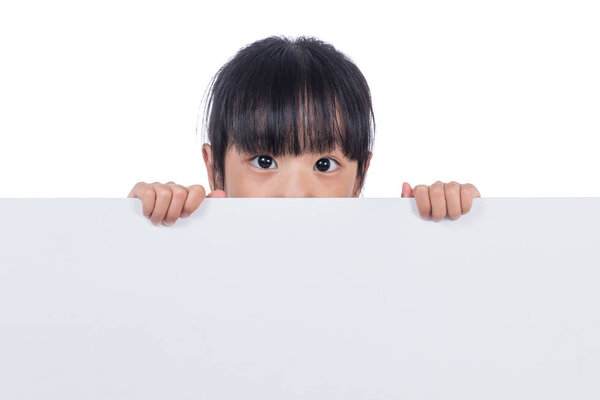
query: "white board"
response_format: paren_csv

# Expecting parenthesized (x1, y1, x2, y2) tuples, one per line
(0, 198, 599, 399)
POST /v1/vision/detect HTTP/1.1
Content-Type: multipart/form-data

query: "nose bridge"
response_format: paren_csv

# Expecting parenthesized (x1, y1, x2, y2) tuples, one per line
(279, 164, 314, 198)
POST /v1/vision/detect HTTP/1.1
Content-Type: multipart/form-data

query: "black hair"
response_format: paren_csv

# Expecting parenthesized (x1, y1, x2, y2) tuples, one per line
(199, 35, 375, 195)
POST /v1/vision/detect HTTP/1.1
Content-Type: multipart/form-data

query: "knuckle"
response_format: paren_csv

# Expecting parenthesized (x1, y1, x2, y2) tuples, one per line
(413, 185, 427, 195)
(189, 185, 206, 195)
(462, 183, 476, 191)
(430, 185, 444, 198)
(142, 188, 155, 197)
(444, 184, 460, 197)
(156, 188, 172, 200)
(171, 186, 188, 200)
(460, 185, 472, 199)
(129, 182, 146, 197)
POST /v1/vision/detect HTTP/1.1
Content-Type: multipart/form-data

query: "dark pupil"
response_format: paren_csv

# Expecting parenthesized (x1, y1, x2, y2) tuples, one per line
(258, 155, 273, 168)
(316, 158, 330, 172)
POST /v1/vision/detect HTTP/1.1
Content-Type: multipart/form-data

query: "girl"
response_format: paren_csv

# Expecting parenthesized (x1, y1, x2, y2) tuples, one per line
(128, 35, 480, 226)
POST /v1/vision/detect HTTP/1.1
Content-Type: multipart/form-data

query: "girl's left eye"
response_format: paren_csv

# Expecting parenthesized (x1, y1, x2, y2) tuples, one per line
(314, 157, 339, 173)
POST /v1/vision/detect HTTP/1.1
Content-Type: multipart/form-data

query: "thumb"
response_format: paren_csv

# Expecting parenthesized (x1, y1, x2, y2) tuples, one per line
(206, 190, 227, 198)
(401, 182, 414, 198)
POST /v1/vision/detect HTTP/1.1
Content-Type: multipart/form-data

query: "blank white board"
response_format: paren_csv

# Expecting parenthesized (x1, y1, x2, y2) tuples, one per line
(0, 198, 599, 399)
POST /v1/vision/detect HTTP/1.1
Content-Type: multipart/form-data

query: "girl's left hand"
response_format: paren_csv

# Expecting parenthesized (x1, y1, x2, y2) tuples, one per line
(401, 181, 481, 222)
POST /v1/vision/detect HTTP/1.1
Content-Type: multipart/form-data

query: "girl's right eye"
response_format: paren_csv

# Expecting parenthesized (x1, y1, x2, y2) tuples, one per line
(250, 155, 278, 169)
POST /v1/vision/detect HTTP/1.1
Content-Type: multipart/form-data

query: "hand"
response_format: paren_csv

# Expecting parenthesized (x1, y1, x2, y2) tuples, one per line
(127, 181, 226, 226)
(401, 181, 481, 222)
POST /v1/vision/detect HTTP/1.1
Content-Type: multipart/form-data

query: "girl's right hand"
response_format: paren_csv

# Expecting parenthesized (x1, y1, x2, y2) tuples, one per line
(127, 181, 226, 226)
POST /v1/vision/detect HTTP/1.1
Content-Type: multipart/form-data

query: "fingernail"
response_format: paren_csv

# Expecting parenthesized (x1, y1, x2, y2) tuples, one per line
(180, 211, 189, 218)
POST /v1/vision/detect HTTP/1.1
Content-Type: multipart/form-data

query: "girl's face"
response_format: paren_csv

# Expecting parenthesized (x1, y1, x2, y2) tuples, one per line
(202, 144, 372, 198)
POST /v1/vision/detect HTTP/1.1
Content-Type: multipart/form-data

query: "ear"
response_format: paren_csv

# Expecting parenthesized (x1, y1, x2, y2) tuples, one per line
(202, 143, 215, 192)
(352, 151, 373, 197)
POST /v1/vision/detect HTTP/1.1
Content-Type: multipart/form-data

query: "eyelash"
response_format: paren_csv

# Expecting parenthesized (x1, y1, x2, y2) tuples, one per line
(249, 155, 341, 172)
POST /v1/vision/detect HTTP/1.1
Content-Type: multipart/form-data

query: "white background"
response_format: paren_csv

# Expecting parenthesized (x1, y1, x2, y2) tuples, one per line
(1, 0, 598, 198)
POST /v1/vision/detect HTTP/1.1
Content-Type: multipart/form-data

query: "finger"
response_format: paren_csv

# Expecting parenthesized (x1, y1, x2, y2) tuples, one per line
(149, 183, 173, 226)
(401, 182, 413, 198)
(206, 190, 227, 198)
(180, 185, 207, 218)
(460, 183, 480, 214)
(445, 181, 462, 220)
(162, 183, 189, 225)
(412, 185, 431, 220)
(128, 181, 156, 218)
(429, 181, 447, 222)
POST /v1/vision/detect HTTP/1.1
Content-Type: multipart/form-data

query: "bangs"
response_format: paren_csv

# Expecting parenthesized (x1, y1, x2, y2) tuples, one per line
(205, 36, 373, 160)
(230, 83, 346, 158)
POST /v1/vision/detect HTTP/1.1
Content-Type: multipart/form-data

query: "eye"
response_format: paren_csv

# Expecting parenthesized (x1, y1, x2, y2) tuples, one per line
(314, 157, 339, 173)
(250, 155, 277, 169)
